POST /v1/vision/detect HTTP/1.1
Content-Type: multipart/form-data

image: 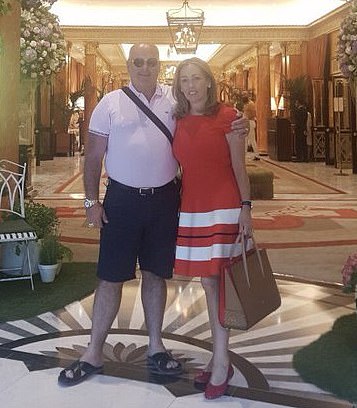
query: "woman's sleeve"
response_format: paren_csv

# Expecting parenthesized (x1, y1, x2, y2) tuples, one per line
(219, 105, 237, 134)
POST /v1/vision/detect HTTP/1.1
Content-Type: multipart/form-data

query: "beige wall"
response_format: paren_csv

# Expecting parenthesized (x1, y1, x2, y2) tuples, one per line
(0, 0, 21, 161)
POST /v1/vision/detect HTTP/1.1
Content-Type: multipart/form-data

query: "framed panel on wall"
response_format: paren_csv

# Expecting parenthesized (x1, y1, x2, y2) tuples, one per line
(18, 79, 37, 146)
(333, 77, 353, 169)
(333, 78, 352, 132)
(312, 79, 324, 127)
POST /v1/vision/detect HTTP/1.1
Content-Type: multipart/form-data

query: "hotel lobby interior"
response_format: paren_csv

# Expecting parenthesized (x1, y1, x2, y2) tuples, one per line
(1, 1, 357, 407)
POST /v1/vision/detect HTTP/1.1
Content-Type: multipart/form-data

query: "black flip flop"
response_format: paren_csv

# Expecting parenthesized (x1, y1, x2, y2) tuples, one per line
(147, 351, 183, 376)
(58, 360, 103, 386)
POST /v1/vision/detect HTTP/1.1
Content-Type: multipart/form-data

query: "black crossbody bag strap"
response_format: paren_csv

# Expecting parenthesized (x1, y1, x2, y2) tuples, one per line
(122, 86, 173, 145)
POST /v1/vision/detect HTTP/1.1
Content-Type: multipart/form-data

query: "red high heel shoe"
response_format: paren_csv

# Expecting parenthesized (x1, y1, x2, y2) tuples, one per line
(204, 365, 234, 400)
(194, 370, 211, 385)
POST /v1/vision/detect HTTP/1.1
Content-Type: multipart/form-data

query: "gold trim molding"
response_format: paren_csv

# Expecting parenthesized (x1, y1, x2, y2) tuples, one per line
(308, 4, 349, 39)
(257, 42, 271, 56)
(283, 41, 302, 55)
(224, 47, 257, 71)
(62, 26, 310, 45)
(85, 42, 99, 55)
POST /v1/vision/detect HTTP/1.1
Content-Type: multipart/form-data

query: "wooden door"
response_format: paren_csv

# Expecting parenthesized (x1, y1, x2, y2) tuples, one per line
(332, 77, 353, 169)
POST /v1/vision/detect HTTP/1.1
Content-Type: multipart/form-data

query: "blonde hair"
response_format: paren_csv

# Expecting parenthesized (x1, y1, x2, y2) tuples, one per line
(172, 58, 218, 119)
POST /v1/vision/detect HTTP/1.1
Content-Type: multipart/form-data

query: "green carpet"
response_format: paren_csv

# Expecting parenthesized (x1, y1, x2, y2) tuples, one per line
(0, 262, 97, 323)
(293, 313, 357, 403)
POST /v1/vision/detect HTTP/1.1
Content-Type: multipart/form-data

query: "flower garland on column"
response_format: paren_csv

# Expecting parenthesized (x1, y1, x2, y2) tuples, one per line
(20, 0, 66, 80)
(337, 0, 357, 94)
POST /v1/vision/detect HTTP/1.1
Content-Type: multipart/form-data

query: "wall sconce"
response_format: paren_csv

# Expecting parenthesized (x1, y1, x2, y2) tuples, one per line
(278, 95, 285, 110)
(276, 95, 285, 117)
(271, 96, 278, 116)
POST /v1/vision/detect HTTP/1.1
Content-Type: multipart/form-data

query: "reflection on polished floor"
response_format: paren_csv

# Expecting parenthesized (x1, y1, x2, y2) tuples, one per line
(0, 154, 356, 408)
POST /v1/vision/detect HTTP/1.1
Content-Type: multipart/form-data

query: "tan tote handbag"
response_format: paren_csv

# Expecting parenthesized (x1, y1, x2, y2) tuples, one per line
(219, 235, 281, 330)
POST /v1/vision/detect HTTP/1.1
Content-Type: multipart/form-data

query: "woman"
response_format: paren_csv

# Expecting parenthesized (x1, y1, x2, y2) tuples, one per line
(172, 58, 252, 399)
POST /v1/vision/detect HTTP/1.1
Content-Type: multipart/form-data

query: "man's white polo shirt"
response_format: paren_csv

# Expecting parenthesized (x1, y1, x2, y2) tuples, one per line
(89, 83, 177, 188)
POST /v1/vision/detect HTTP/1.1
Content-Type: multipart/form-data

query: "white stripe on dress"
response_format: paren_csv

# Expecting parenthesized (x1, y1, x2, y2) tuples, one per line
(176, 242, 243, 261)
(178, 208, 240, 228)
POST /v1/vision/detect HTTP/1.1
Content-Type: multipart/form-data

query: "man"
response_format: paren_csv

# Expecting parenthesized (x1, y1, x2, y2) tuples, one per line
(58, 44, 249, 386)
(294, 99, 308, 162)
(306, 109, 312, 161)
(242, 93, 260, 161)
(67, 110, 80, 155)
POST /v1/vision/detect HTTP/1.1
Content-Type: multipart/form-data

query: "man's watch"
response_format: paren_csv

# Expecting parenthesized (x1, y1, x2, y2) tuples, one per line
(241, 200, 253, 209)
(84, 198, 98, 209)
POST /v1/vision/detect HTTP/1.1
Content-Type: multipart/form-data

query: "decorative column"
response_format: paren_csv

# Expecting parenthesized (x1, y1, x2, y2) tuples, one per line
(285, 41, 303, 80)
(235, 65, 244, 90)
(256, 42, 271, 153)
(18, 78, 37, 193)
(66, 41, 72, 96)
(247, 66, 257, 94)
(112, 72, 122, 90)
(83, 42, 98, 147)
(0, 0, 21, 162)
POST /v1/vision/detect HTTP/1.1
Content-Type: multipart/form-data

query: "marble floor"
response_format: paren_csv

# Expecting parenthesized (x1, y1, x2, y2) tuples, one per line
(1, 154, 357, 408)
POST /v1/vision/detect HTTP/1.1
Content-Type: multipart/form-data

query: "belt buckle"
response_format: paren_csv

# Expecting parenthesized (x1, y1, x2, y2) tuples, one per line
(139, 187, 154, 196)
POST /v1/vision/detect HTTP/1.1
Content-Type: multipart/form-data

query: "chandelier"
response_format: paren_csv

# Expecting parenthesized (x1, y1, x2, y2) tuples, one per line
(166, 0, 205, 54)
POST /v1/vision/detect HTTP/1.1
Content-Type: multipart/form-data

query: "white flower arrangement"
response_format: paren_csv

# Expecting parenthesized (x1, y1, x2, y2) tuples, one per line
(338, 0, 357, 83)
(20, 4, 66, 80)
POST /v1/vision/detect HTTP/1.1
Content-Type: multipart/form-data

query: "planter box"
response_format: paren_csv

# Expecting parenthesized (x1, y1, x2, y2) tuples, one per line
(247, 168, 274, 199)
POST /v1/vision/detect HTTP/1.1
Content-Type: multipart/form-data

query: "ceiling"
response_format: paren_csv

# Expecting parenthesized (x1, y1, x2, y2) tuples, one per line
(51, 0, 349, 73)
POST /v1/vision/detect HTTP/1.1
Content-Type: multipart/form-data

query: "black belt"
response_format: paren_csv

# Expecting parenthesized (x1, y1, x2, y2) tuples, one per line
(108, 178, 176, 196)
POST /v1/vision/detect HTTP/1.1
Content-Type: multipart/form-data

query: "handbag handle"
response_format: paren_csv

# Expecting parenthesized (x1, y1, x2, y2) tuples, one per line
(229, 233, 252, 259)
(232, 235, 265, 288)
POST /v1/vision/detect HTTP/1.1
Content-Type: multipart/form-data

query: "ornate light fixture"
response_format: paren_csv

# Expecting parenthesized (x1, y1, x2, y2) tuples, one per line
(166, 0, 204, 55)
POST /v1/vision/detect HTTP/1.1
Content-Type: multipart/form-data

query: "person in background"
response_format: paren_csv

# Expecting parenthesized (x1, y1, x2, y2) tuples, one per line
(294, 98, 308, 162)
(68, 110, 80, 155)
(242, 93, 260, 161)
(78, 110, 85, 155)
(172, 58, 252, 400)
(306, 109, 313, 161)
(58, 44, 249, 387)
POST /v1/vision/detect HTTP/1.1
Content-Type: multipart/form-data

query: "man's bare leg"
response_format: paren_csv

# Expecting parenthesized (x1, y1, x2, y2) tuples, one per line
(80, 279, 123, 367)
(141, 270, 180, 370)
(141, 270, 166, 355)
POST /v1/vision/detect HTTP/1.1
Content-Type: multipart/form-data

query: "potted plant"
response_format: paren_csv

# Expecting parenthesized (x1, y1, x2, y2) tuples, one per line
(284, 75, 308, 119)
(38, 232, 73, 283)
(23, 201, 59, 239)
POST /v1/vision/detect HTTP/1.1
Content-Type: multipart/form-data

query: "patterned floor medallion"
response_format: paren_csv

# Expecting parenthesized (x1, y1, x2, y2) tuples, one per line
(0, 279, 353, 407)
(1, 157, 357, 407)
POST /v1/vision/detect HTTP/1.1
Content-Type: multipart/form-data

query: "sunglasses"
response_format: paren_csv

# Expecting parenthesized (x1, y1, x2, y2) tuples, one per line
(131, 58, 159, 68)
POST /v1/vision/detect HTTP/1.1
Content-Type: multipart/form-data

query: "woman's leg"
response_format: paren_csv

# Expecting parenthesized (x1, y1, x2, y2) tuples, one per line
(201, 276, 230, 385)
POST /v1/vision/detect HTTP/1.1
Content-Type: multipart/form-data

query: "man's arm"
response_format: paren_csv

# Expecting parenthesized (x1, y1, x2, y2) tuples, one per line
(83, 132, 108, 227)
(228, 110, 249, 139)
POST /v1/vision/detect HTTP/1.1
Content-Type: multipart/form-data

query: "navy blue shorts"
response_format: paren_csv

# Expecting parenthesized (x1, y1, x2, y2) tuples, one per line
(97, 178, 180, 282)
